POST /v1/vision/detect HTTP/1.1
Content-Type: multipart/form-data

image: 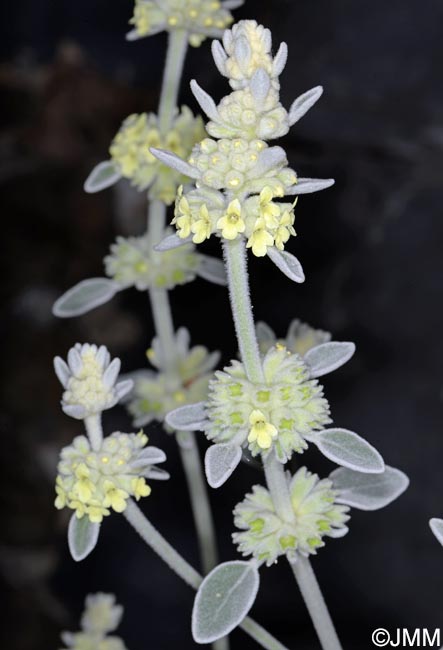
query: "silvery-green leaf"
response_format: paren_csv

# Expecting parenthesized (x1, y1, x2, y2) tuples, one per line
(192, 561, 260, 643)
(205, 444, 242, 488)
(327, 525, 349, 539)
(197, 255, 227, 286)
(131, 446, 167, 468)
(68, 515, 100, 562)
(154, 233, 192, 252)
(84, 161, 121, 193)
(267, 249, 305, 283)
(221, 0, 244, 9)
(250, 69, 271, 105)
(289, 86, 323, 126)
(191, 80, 220, 121)
(331, 466, 409, 510)
(53, 357, 70, 388)
(430, 518, 443, 546)
(150, 148, 200, 179)
(234, 37, 251, 74)
(53, 278, 119, 317)
(304, 341, 356, 378)
(211, 40, 227, 75)
(165, 402, 207, 431)
(252, 146, 287, 177)
(255, 321, 275, 348)
(313, 428, 385, 474)
(286, 178, 335, 195)
(273, 42, 288, 77)
(143, 466, 170, 481)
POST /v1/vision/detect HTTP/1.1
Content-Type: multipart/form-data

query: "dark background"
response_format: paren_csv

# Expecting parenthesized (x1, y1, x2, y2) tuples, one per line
(1, 1, 443, 648)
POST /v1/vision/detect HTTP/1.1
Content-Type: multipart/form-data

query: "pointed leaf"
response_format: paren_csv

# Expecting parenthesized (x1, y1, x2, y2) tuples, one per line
(289, 86, 323, 126)
(331, 465, 409, 510)
(53, 278, 119, 318)
(165, 402, 207, 431)
(212, 40, 227, 75)
(267, 249, 305, 283)
(191, 80, 220, 121)
(154, 233, 192, 252)
(286, 178, 335, 195)
(250, 69, 271, 105)
(84, 161, 121, 193)
(430, 518, 443, 546)
(68, 515, 100, 562)
(221, 0, 244, 8)
(205, 444, 242, 488)
(304, 341, 356, 378)
(273, 42, 288, 77)
(150, 148, 200, 179)
(192, 561, 260, 643)
(313, 428, 385, 473)
(197, 255, 227, 286)
(252, 146, 287, 177)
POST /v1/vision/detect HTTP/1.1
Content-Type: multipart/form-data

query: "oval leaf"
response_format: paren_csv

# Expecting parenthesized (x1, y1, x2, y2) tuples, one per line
(286, 178, 335, 195)
(313, 428, 385, 473)
(289, 86, 323, 126)
(304, 341, 355, 378)
(84, 161, 121, 193)
(330, 465, 409, 510)
(197, 255, 227, 286)
(205, 444, 242, 488)
(430, 518, 443, 547)
(53, 278, 119, 317)
(267, 248, 305, 283)
(192, 561, 260, 644)
(165, 402, 207, 431)
(154, 233, 192, 252)
(68, 515, 100, 562)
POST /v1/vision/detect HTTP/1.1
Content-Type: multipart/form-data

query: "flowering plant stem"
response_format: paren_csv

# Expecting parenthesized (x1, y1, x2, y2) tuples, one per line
(124, 499, 289, 650)
(223, 237, 343, 650)
(144, 28, 220, 587)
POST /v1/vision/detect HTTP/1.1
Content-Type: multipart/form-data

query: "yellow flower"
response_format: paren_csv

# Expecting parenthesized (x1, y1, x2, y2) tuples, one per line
(73, 464, 95, 503)
(191, 204, 212, 243)
(247, 410, 278, 449)
(86, 504, 110, 524)
(55, 476, 67, 509)
(259, 187, 281, 229)
(247, 221, 274, 257)
(131, 477, 152, 500)
(102, 481, 129, 513)
(217, 199, 245, 239)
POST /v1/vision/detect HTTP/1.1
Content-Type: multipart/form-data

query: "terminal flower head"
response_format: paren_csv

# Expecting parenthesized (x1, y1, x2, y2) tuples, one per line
(127, 0, 241, 47)
(233, 467, 350, 565)
(54, 344, 133, 420)
(54, 431, 168, 523)
(61, 592, 128, 650)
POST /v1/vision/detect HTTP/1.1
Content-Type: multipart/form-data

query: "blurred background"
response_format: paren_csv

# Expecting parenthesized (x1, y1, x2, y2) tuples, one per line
(1, 0, 443, 648)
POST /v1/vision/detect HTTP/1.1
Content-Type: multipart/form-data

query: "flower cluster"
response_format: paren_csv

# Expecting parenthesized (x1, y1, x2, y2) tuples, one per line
(154, 20, 333, 257)
(60, 592, 128, 650)
(233, 467, 349, 566)
(128, 0, 239, 46)
(109, 107, 205, 203)
(256, 319, 332, 357)
(126, 328, 220, 428)
(205, 345, 331, 462)
(54, 344, 132, 420)
(55, 431, 167, 523)
(104, 229, 200, 290)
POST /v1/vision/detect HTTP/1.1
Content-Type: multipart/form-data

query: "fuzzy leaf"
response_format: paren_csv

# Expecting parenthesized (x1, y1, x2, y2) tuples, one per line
(273, 42, 288, 77)
(205, 444, 242, 488)
(430, 518, 443, 546)
(150, 148, 200, 179)
(304, 341, 356, 378)
(267, 249, 305, 283)
(192, 561, 260, 643)
(197, 255, 227, 286)
(331, 466, 409, 510)
(286, 178, 335, 195)
(68, 515, 100, 562)
(289, 86, 323, 126)
(84, 161, 121, 193)
(252, 146, 287, 177)
(154, 233, 192, 252)
(53, 278, 119, 317)
(165, 402, 207, 431)
(212, 40, 227, 75)
(250, 69, 271, 105)
(191, 80, 220, 121)
(313, 428, 385, 473)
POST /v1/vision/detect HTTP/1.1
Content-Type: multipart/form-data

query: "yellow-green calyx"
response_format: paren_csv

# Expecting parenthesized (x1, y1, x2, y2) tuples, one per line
(205, 345, 331, 462)
(126, 328, 220, 428)
(109, 107, 205, 202)
(233, 467, 350, 566)
(104, 229, 199, 291)
(55, 431, 161, 523)
(129, 0, 235, 47)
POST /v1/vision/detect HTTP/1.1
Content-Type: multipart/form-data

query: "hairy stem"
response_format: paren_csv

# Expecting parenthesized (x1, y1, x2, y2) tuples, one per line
(177, 430, 218, 573)
(290, 557, 342, 650)
(84, 414, 103, 452)
(158, 29, 188, 133)
(124, 500, 289, 650)
(222, 238, 342, 650)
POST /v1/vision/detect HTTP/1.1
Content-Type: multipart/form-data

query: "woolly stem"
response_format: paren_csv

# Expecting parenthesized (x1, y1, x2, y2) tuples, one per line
(84, 414, 103, 452)
(158, 29, 188, 134)
(290, 557, 342, 650)
(124, 500, 289, 650)
(222, 237, 342, 650)
(177, 430, 218, 573)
